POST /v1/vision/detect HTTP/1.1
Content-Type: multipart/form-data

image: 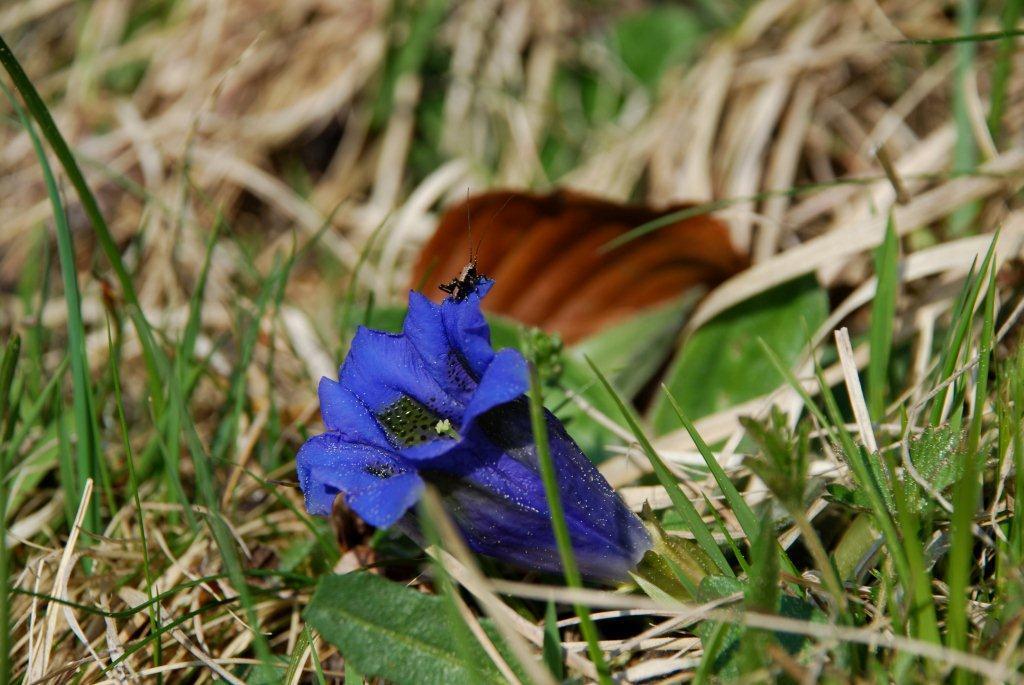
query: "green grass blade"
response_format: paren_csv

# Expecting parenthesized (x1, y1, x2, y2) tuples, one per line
(0, 37, 140, 309)
(0, 334, 20, 685)
(890, 472, 942, 646)
(307, 626, 329, 685)
(868, 215, 899, 422)
(0, 335, 19, 426)
(178, 214, 223, 372)
(0, 79, 102, 534)
(4, 356, 65, 463)
(659, 386, 759, 539)
(930, 233, 999, 423)
(947, 265, 997, 672)
(694, 621, 729, 685)
(987, 0, 1024, 141)
(1010, 352, 1024, 565)
(586, 357, 732, 576)
(107, 321, 162, 682)
(284, 628, 312, 685)
(897, 28, 1024, 45)
(947, 0, 979, 238)
(0, 35, 165, 406)
(527, 362, 612, 683)
(542, 601, 564, 681)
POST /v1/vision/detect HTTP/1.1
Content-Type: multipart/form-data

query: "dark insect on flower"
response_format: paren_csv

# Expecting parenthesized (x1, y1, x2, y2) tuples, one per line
(437, 259, 486, 302)
(296, 276, 651, 582)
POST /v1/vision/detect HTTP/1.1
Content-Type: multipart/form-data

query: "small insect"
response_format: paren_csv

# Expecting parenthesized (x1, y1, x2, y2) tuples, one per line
(437, 189, 499, 301)
(438, 259, 486, 301)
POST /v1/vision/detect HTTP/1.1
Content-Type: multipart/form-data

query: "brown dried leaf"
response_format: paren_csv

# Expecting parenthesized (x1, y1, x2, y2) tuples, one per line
(411, 189, 747, 342)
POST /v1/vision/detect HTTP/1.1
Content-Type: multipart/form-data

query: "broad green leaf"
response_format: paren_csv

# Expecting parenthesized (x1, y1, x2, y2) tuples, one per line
(694, 576, 744, 678)
(571, 293, 698, 399)
(694, 574, 821, 679)
(828, 427, 964, 517)
(610, 7, 701, 89)
(542, 602, 564, 681)
(825, 483, 872, 513)
(738, 511, 780, 675)
(650, 275, 828, 434)
(305, 572, 517, 685)
(905, 426, 965, 514)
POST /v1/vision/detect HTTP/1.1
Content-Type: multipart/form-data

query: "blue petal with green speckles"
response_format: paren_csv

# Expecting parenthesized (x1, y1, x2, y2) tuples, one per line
(296, 278, 651, 582)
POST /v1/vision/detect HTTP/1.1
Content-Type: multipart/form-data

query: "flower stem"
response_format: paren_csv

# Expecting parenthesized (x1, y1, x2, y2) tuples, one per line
(527, 363, 612, 684)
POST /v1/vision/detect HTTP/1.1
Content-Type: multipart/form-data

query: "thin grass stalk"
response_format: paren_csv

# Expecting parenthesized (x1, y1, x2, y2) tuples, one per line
(586, 358, 732, 576)
(107, 321, 162, 684)
(947, 266, 997, 675)
(948, 0, 979, 237)
(419, 493, 513, 685)
(0, 80, 104, 535)
(527, 363, 612, 684)
(660, 386, 801, 577)
(307, 626, 329, 685)
(0, 335, 20, 685)
(988, 0, 1024, 141)
(0, 37, 166, 410)
(868, 215, 899, 422)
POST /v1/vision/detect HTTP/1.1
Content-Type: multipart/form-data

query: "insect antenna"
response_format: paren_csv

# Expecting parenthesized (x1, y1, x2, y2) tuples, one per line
(465, 187, 476, 265)
(472, 192, 514, 262)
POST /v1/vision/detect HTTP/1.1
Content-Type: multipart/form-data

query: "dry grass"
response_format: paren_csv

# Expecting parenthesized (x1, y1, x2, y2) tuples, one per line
(2, 0, 1024, 682)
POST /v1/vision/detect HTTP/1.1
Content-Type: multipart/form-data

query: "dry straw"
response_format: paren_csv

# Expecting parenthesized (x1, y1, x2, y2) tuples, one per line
(2, 0, 1023, 682)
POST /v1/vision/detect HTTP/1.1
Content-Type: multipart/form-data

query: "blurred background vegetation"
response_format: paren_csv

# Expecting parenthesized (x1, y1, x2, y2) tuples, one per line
(3, 0, 1024, 682)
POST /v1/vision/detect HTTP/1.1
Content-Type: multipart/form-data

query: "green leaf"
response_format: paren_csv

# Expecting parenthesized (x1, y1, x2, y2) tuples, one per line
(572, 293, 698, 399)
(829, 426, 965, 518)
(738, 511, 779, 675)
(542, 602, 564, 682)
(610, 7, 701, 89)
(694, 576, 744, 679)
(825, 483, 873, 513)
(694, 573, 822, 679)
(745, 512, 779, 614)
(651, 275, 828, 434)
(905, 426, 965, 514)
(305, 572, 514, 685)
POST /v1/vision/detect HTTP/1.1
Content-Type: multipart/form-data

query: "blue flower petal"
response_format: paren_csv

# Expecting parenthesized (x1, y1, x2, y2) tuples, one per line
(438, 284, 496, 379)
(460, 348, 529, 430)
(296, 433, 412, 516)
(422, 418, 650, 581)
(341, 327, 461, 422)
(317, 377, 390, 447)
(399, 437, 460, 461)
(403, 292, 480, 404)
(346, 472, 424, 528)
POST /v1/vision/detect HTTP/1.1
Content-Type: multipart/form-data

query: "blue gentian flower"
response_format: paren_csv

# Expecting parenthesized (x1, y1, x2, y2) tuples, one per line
(296, 278, 651, 582)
